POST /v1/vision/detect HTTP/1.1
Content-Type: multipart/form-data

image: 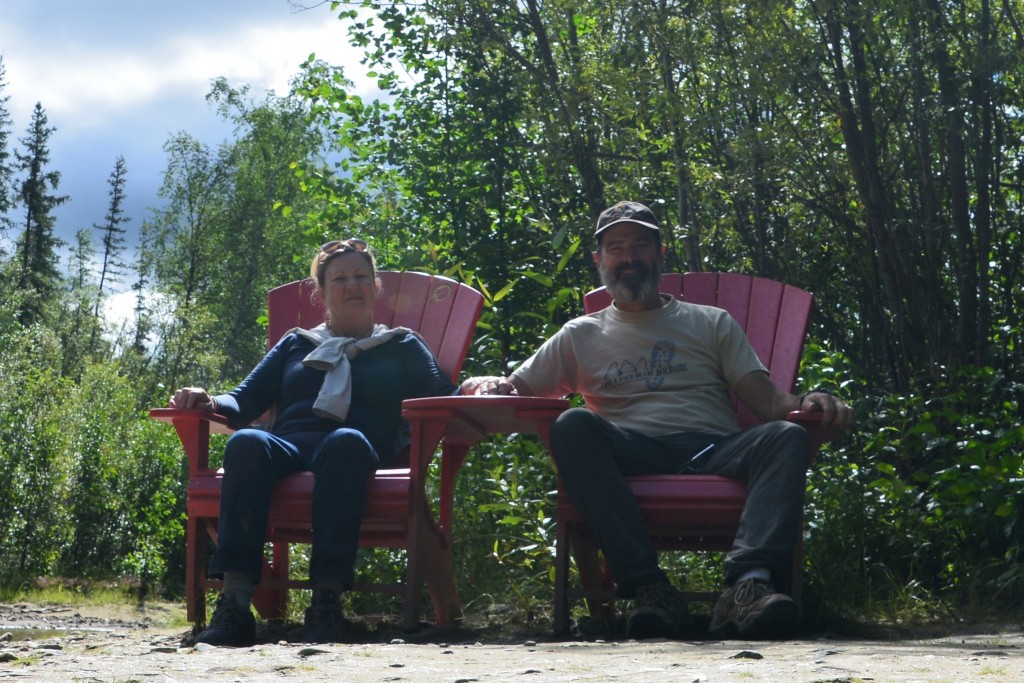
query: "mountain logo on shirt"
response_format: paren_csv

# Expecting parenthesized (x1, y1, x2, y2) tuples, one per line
(601, 340, 687, 390)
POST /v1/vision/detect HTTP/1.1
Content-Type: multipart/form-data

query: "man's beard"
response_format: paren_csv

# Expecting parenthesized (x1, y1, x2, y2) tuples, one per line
(599, 258, 662, 305)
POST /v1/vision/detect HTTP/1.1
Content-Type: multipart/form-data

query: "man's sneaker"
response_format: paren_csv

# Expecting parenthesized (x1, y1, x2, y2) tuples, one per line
(708, 578, 799, 639)
(304, 589, 351, 644)
(625, 581, 692, 639)
(194, 594, 256, 647)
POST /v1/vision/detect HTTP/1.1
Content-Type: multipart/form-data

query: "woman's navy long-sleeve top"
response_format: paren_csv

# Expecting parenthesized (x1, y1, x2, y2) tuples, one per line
(212, 331, 459, 466)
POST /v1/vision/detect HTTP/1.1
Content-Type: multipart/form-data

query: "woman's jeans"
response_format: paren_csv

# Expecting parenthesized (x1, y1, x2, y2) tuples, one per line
(549, 407, 809, 598)
(209, 428, 379, 588)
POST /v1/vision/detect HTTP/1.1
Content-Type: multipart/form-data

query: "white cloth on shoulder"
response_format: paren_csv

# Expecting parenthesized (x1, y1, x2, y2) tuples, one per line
(290, 323, 418, 422)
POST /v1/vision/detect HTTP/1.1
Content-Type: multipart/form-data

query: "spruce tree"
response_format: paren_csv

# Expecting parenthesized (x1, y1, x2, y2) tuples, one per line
(62, 228, 102, 377)
(129, 232, 153, 357)
(14, 102, 68, 326)
(93, 155, 130, 319)
(0, 57, 13, 240)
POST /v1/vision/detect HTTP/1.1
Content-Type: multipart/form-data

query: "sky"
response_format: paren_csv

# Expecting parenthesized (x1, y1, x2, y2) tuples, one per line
(0, 0, 381, 316)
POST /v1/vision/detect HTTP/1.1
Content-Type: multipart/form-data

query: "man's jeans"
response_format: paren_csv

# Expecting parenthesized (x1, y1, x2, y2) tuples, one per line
(549, 407, 809, 597)
(209, 428, 379, 587)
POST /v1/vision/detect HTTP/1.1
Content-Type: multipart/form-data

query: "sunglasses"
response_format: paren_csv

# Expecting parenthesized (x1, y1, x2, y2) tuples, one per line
(320, 238, 369, 255)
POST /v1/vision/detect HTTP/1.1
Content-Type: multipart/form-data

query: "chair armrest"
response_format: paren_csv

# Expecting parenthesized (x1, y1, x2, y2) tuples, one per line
(786, 410, 846, 455)
(149, 408, 236, 474)
(149, 408, 234, 431)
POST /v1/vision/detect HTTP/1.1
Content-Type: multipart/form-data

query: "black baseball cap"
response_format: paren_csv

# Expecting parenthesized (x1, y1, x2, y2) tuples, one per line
(594, 201, 660, 238)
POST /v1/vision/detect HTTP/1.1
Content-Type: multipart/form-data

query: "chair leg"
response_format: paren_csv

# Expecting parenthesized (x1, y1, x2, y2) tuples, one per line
(270, 541, 290, 619)
(251, 542, 290, 621)
(570, 526, 615, 620)
(403, 528, 424, 632)
(408, 500, 462, 631)
(790, 530, 805, 605)
(552, 519, 572, 637)
(553, 520, 616, 637)
(186, 515, 203, 624)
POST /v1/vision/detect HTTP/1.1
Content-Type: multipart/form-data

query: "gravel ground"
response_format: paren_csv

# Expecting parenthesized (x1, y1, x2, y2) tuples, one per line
(1, 602, 1023, 682)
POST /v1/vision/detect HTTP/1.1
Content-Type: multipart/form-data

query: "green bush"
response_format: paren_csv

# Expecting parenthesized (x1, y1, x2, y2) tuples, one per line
(0, 326, 75, 577)
(451, 435, 558, 623)
(0, 338, 187, 598)
(803, 344, 1024, 625)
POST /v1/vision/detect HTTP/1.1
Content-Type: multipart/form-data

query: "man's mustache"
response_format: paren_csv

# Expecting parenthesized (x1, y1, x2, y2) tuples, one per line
(615, 261, 651, 278)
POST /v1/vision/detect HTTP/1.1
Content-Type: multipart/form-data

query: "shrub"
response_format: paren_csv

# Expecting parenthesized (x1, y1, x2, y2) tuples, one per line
(803, 344, 1024, 625)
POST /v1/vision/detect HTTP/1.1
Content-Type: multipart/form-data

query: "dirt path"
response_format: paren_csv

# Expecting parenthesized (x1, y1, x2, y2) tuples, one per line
(1, 602, 1022, 682)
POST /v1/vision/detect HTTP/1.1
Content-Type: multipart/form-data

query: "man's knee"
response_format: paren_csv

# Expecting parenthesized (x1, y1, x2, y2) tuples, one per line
(756, 420, 808, 454)
(551, 407, 603, 441)
(775, 421, 810, 465)
(550, 408, 603, 465)
(753, 421, 811, 483)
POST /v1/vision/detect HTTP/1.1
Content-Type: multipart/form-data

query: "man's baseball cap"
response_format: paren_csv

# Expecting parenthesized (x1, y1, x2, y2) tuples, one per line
(594, 201, 660, 238)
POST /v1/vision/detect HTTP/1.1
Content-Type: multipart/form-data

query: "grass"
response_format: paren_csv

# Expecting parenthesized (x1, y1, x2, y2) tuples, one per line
(0, 579, 132, 608)
(0, 577, 191, 630)
(978, 665, 1007, 676)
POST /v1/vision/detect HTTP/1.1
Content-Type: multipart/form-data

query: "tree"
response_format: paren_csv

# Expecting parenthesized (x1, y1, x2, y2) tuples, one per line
(93, 155, 131, 320)
(14, 102, 68, 326)
(312, 0, 1024, 392)
(301, 6, 597, 371)
(204, 78, 328, 378)
(0, 57, 14, 243)
(58, 228, 103, 378)
(140, 133, 229, 391)
(141, 80, 331, 389)
(129, 232, 154, 357)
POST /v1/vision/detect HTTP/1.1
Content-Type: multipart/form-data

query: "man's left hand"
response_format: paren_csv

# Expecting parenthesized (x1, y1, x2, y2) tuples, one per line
(799, 391, 854, 430)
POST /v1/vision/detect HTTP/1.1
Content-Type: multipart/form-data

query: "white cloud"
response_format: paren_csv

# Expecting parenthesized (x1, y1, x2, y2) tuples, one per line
(0, 0, 390, 252)
(102, 288, 140, 332)
(168, 20, 362, 94)
(4, 16, 373, 133)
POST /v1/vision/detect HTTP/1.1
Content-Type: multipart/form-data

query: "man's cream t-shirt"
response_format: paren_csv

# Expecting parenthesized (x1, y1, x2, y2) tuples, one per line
(513, 296, 767, 436)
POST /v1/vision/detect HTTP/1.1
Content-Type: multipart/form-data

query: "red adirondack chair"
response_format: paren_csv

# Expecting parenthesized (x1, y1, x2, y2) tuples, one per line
(552, 272, 837, 635)
(151, 271, 484, 631)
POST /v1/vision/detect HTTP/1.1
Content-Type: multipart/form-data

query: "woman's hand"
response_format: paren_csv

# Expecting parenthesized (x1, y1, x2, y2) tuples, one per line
(461, 376, 518, 396)
(169, 387, 217, 412)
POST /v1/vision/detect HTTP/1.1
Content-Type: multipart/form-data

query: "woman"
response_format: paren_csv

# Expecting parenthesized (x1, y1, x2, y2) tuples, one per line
(169, 239, 459, 646)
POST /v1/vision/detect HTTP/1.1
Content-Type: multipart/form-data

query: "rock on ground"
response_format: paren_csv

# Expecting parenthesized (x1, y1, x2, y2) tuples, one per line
(1, 602, 1022, 682)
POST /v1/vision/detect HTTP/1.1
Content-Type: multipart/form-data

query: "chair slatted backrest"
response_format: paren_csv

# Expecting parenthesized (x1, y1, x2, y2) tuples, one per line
(267, 271, 483, 382)
(583, 272, 814, 430)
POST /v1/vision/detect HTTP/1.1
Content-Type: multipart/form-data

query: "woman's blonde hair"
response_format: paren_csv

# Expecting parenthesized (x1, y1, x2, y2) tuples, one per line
(310, 238, 378, 290)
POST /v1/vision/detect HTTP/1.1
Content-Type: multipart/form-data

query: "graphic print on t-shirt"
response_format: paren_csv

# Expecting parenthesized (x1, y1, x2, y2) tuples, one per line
(601, 340, 687, 391)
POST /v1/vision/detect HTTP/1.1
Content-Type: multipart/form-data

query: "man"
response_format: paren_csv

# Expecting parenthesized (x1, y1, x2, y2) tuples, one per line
(462, 201, 854, 640)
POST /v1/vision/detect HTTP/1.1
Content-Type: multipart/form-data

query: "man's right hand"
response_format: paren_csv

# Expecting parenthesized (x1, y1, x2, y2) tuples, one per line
(460, 376, 518, 396)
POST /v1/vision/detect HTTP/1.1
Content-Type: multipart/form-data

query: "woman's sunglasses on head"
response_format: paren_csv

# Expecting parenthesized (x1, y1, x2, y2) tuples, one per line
(320, 238, 369, 255)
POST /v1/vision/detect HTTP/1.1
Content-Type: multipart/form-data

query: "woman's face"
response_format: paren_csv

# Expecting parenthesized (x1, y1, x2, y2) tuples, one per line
(322, 251, 378, 329)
